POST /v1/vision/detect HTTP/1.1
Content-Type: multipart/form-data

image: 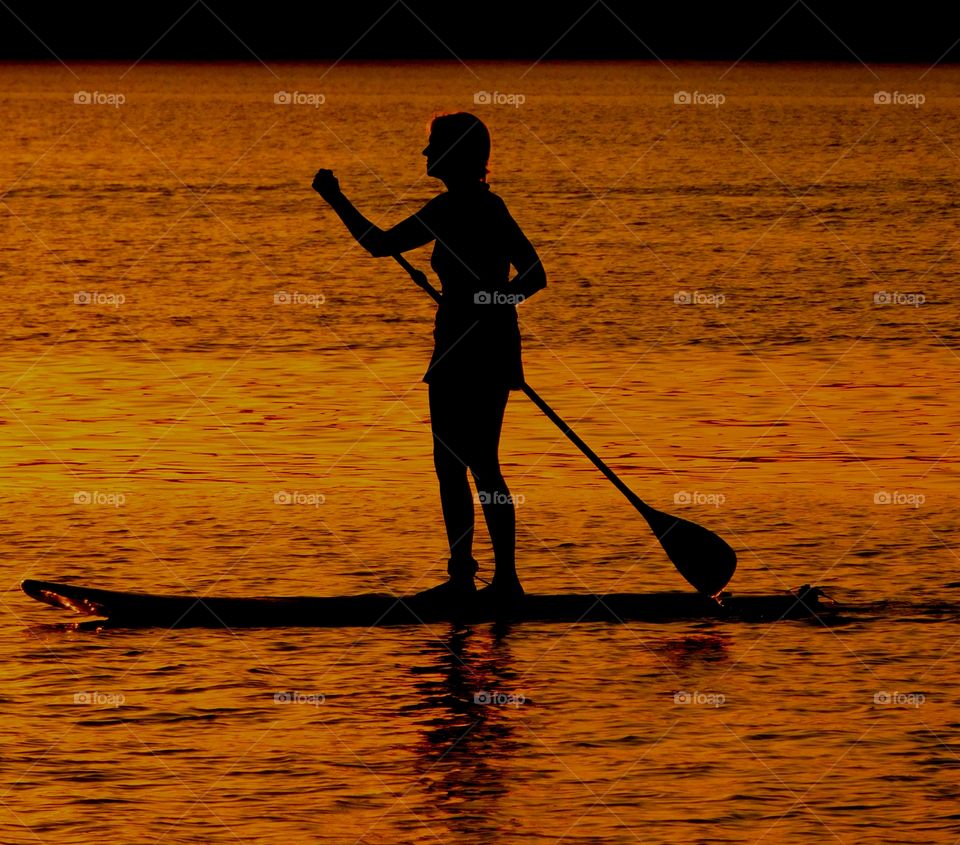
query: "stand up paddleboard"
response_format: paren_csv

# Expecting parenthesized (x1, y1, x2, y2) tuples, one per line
(21, 579, 831, 628)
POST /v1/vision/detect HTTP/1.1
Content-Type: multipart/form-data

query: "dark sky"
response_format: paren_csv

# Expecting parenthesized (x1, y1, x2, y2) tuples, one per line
(2, 1, 959, 63)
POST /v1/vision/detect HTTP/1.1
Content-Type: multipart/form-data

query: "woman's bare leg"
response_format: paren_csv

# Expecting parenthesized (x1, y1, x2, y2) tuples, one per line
(472, 467, 517, 583)
(469, 386, 522, 590)
(429, 382, 475, 564)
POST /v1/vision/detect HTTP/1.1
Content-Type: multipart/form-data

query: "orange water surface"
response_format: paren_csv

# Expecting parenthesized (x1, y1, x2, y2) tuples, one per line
(2, 61, 960, 844)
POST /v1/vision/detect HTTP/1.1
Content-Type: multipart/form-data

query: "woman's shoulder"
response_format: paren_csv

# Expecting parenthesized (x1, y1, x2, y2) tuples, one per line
(485, 190, 522, 229)
(416, 191, 452, 224)
(478, 187, 515, 220)
(436, 184, 513, 219)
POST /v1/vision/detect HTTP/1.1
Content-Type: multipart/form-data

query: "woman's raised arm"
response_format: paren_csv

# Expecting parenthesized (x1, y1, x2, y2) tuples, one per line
(313, 169, 436, 257)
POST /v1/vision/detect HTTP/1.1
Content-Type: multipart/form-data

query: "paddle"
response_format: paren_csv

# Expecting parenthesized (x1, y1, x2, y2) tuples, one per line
(393, 253, 738, 597)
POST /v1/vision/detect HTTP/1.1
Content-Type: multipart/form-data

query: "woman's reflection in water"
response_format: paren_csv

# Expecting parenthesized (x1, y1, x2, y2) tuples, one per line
(405, 622, 526, 840)
(398, 627, 728, 841)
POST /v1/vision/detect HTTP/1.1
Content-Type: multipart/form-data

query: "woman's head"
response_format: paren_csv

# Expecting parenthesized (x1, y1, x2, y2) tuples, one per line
(423, 112, 490, 183)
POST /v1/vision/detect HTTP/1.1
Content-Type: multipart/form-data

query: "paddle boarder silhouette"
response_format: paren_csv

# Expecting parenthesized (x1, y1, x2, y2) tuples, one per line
(313, 112, 547, 604)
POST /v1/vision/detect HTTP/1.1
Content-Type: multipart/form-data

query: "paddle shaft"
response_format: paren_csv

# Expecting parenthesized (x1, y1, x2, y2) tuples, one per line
(392, 252, 737, 596)
(392, 253, 655, 519)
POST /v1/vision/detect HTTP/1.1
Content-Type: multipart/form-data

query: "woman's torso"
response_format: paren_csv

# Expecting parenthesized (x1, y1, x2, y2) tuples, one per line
(424, 184, 523, 389)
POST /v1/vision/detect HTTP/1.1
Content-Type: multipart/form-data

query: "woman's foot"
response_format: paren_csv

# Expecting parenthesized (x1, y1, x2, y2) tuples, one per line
(476, 576, 525, 606)
(413, 556, 479, 603)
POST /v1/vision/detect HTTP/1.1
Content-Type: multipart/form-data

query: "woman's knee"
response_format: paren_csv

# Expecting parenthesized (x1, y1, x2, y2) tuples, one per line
(434, 446, 467, 481)
(470, 463, 507, 492)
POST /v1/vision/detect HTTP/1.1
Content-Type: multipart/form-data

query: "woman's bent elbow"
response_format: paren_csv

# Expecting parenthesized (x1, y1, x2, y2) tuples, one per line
(359, 232, 391, 258)
(528, 271, 547, 294)
(367, 243, 393, 258)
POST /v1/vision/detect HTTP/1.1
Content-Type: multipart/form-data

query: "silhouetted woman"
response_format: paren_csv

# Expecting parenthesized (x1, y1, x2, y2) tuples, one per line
(313, 112, 546, 603)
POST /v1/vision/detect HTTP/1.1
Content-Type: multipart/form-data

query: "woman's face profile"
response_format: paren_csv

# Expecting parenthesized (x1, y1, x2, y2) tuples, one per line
(423, 134, 443, 178)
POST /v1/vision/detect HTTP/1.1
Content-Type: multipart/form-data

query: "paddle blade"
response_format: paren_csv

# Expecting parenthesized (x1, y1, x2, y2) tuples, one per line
(644, 510, 737, 596)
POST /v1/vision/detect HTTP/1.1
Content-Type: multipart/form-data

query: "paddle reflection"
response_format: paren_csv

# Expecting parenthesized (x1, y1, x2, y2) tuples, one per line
(649, 633, 731, 670)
